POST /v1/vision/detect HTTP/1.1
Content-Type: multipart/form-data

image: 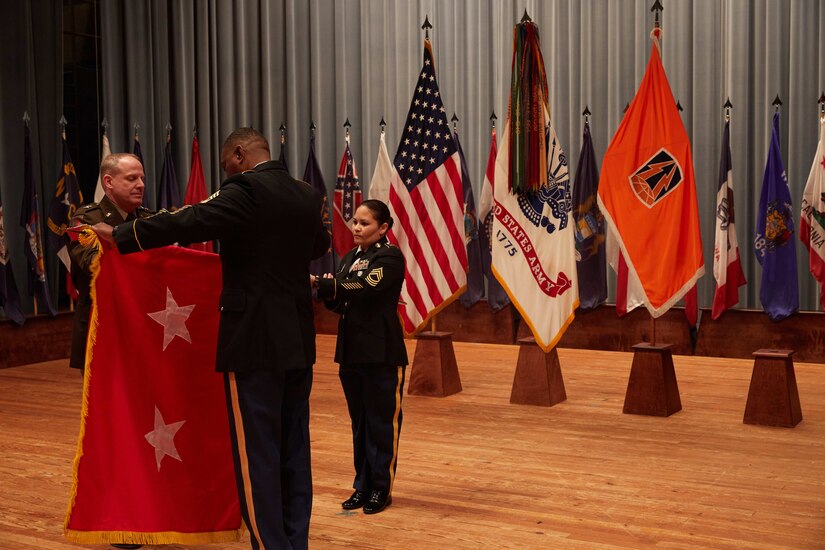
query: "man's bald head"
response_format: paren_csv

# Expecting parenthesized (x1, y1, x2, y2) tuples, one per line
(220, 127, 271, 176)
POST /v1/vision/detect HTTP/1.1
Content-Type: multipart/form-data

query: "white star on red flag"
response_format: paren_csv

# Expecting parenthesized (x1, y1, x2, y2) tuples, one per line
(148, 287, 195, 350)
(144, 406, 186, 471)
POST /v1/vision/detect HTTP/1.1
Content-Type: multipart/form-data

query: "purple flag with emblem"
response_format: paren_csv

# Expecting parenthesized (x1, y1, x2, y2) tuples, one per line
(304, 134, 333, 277)
(20, 124, 56, 315)
(455, 129, 483, 307)
(754, 111, 798, 320)
(572, 120, 607, 310)
(157, 136, 181, 210)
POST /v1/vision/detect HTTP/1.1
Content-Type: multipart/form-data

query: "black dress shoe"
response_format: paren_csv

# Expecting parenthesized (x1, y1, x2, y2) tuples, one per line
(363, 489, 392, 514)
(342, 489, 368, 510)
(111, 545, 142, 549)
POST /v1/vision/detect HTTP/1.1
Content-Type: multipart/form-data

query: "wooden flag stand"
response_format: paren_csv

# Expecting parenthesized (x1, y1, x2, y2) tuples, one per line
(407, 316, 462, 397)
(743, 349, 802, 427)
(509, 337, 566, 407)
(623, 317, 682, 416)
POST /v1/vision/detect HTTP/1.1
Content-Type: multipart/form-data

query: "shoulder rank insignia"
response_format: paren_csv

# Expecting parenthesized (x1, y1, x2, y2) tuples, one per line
(366, 267, 383, 287)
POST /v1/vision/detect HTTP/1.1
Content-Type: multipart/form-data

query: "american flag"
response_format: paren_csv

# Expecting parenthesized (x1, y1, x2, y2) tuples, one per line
(389, 38, 467, 334)
(332, 141, 361, 257)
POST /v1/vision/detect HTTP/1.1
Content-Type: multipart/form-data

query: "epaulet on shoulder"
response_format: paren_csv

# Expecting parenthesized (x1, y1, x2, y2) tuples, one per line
(77, 203, 100, 214)
(136, 205, 152, 213)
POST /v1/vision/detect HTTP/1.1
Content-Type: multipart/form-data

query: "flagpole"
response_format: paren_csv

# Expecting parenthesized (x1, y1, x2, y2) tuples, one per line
(649, 0, 664, 346)
(24, 112, 39, 318)
(60, 115, 75, 313)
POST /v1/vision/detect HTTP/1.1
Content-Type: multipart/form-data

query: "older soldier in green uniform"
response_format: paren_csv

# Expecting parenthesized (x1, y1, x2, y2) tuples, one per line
(68, 153, 152, 375)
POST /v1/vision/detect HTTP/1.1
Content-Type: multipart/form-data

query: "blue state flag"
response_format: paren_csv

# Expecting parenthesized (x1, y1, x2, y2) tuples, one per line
(754, 111, 798, 321)
(19, 124, 56, 316)
(303, 134, 333, 276)
(455, 129, 483, 308)
(157, 137, 181, 210)
(572, 120, 607, 310)
(133, 135, 150, 208)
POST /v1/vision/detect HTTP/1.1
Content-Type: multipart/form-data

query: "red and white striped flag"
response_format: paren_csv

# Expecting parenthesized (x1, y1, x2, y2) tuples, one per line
(711, 119, 746, 318)
(800, 117, 825, 310)
(332, 140, 361, 257)
(388, 38, 467, 334)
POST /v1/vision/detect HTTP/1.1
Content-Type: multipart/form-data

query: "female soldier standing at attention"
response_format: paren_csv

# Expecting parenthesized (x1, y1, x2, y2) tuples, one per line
(313, 199, 408, 515)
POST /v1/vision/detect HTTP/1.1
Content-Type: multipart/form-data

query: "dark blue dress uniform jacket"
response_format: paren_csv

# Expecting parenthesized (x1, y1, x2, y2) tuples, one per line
(114, 160, 329, 373)
(318, 237, 408, 367)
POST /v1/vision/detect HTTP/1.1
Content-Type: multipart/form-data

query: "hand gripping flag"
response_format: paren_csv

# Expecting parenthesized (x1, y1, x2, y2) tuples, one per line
(597, 31, 704, 317)
(183, 134, 214, 253)
(800, 117, 825, 310)
(711, 119, 747, 319)
(492, 20, 578, 351)
(304, 134, 334, 276)
(455, 129, 484, 308)
(64, 237, 242, 546)
(754, 111, 798, 320)
(388, 38, 468, 334)
(477, 126, 510, 311)
(332, 140, 362, 257)
(20, 124, 56, 315)
(572, 120, 607, 311)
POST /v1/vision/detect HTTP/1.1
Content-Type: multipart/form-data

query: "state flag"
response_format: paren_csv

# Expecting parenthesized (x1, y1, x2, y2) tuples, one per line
(477, 126, 510, 311)
(455, 129, 484, 308)
(572, 119, 607, 311)
(304, 134, 333, 276)
(800, 117, 825, 310)
(332, 140, 361, 257)
(20, 123, 56, 315)
(754, 111, 798, 320)
(711, 119, 747, 319)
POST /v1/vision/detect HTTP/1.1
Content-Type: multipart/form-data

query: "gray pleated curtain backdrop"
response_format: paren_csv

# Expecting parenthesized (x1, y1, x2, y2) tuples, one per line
(88, 0, 825, 311)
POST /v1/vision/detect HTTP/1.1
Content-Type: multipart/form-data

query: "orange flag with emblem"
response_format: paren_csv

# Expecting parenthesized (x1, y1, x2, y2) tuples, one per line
(597, 31, 704, 316)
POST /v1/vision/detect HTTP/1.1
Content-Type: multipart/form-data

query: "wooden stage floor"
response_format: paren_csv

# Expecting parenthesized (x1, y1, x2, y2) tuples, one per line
(1, 334, 824, 549)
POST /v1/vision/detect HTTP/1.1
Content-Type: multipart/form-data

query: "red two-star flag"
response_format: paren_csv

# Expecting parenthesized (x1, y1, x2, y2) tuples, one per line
(65, 241, 241, 546)
(597, 30, 704, 317)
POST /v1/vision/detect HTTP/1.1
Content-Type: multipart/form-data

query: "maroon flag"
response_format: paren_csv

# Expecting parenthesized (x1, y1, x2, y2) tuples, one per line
(332, 140, 361, 257)
(65, 240, 242, 546)
(183, 135, 213, 253)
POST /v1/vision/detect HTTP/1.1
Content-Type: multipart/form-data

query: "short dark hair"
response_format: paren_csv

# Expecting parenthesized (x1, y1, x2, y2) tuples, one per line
(222, 127, 270, 153)
(359, 199, 394, 229)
